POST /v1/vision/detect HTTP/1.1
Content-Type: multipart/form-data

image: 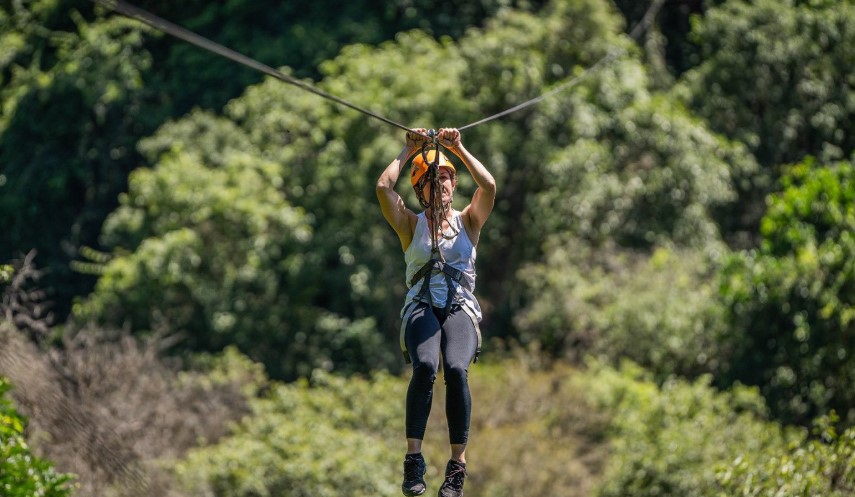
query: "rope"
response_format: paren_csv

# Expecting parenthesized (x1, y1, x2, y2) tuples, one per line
(89, 0, 429, 138)
(413, 132, 459, 257)
(92, 0, 665, 136)
(457, 51, 619, 131)
(92, 0, 663, 246)
(458, 0, 666, 131)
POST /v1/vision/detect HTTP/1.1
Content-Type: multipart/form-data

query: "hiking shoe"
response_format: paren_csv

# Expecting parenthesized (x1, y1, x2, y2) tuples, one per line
(402, 453, 427, 496)
(438, 460, 466, 497)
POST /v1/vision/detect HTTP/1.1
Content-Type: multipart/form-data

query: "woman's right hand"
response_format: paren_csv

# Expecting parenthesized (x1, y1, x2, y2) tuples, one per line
(406, 128, 429, 149)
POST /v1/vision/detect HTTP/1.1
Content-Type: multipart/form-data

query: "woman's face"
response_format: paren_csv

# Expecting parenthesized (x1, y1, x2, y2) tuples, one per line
(421, 167, 456, 207)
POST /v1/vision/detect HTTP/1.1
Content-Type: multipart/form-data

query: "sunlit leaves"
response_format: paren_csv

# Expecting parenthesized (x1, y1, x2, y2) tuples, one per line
(680, 0, 855, 168)
(0, 377, 75, 497)
(175, 370, 404, 497)
(719, 157, 855, 425)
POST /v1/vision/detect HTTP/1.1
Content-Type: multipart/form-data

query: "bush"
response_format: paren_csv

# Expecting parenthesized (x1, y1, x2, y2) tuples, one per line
(582, 361, 799, 497)
(174, 370, 405, 497)
(0, 321, 262, 497)
(175, 358, 612, 497)
(175, 356, 852, 497)
(716, 415, 855, 497)
(516, 240, 727, 380)
(578, 360, 855, 497)
(0, 377, 76, 497)
(718, 157, 855, 425)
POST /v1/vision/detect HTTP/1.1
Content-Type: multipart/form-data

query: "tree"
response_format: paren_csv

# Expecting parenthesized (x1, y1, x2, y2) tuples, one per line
(585, 361, 855, 497)
(174, 371, 404, 497)
(677, 0, 855, 241)
(72, 0, 615, 376)
(479, 3, 756, 360)
(0, 10, 165, 317)
(718, 156, 855, 425)
(73, 109, 395, 379)
(76, 0, 759, 378)
(1, 0, 541, 322)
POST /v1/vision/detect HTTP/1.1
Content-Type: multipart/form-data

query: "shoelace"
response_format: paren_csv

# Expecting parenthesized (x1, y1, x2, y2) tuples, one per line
(442, 465, 466, 490)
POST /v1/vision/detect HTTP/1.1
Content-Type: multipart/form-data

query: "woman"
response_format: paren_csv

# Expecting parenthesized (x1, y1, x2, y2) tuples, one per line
(376, 127, 496, 497)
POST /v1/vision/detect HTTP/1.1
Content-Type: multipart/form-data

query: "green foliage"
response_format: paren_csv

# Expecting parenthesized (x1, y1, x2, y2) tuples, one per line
(174, 358, 611, 497)
(0, 0, 542, 322)
(0, 378, 76, 497)
(449, 0, 631, 280)
(174, 370, 404, 497)
(718, 157, 855, 425)
(439, 359, 609, 497)
(590, 361, 854, 496)
(677, 0, 855, 238)
(456, 0, 623, 117)
(584, 361, 802, 497)
(70, 0, 761, 383)
(8, 0, 855, 494)
(517, 242, 727, 379)
(73, 0, 628, 378)
(175, 358, 852, 497)
(681, 0, 855, 168)
(0, 7, 166, 316)
(77, 80, 406, 378)
(134, 0, 548, 114)
(760, 157, 855, 256)
(716, 415, 855, 497)
(435, 0, 756, 352)
(531, 92, 754, 249)
(73, 117, 395, 379)
(505, 23, 750, 363)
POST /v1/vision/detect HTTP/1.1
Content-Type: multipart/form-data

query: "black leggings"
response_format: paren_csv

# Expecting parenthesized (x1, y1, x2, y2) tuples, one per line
(405, 302, 478, 445)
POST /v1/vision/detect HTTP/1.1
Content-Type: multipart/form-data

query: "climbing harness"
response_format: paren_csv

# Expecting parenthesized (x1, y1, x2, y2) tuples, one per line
(409, 130, 462, 315)
(89, 0, 664, 364)
(399, 129, 481, 363)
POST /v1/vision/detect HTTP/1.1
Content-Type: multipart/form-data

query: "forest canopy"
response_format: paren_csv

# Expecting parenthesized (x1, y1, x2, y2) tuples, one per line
(2, 0, 855, 496)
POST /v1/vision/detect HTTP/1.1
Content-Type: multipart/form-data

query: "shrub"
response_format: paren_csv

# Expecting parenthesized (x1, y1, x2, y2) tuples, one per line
(716, 415, 855, 497)
(0, 377, 76, 497)
(718, 157, 855, 425)
(0, 322, 262, 497)
(516, 240, 727, 380)
(174, 357, 611, 497)
(174, 370, 405, 497)
(578, 360, 855, 497)
(581, 361, 800, 497)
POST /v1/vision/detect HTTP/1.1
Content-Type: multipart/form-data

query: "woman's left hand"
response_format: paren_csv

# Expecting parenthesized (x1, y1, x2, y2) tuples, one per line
(438, 128, 461, 151)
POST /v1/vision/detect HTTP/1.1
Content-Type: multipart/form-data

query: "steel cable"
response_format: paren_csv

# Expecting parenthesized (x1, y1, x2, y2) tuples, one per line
(91, 0, 665, 135)
(89, 0, 428, 137)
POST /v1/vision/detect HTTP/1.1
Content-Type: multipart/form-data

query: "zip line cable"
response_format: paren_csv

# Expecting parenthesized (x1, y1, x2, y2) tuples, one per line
(457, 51, 617, 131)
(91, 0, 665, 134)
(89, 0, 422, 136)
(457, 0, 665, 130)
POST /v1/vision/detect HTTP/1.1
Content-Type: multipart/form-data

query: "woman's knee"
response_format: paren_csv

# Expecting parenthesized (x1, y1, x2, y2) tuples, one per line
(412, 361, 439, 385)
(443, 364, 469, 387)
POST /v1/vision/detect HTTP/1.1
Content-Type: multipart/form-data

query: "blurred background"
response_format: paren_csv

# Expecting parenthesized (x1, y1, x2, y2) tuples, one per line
(1, 0, 854, 496)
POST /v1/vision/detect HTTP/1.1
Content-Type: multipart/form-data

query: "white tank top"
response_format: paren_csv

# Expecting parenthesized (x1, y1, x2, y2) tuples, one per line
(402, 210, 481, 321)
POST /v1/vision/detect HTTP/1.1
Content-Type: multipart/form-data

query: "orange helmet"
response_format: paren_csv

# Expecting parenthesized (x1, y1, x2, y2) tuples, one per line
(410, 149, 456, 187)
